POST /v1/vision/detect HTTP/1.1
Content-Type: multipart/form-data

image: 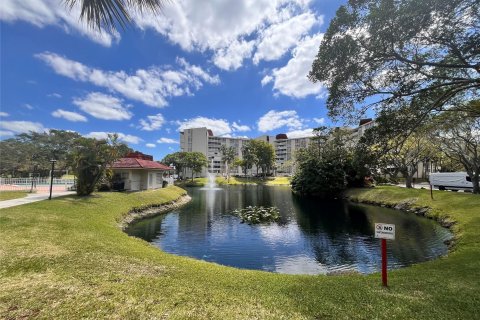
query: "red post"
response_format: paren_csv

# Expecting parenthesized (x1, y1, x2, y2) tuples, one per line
(381, 238, 388, 287)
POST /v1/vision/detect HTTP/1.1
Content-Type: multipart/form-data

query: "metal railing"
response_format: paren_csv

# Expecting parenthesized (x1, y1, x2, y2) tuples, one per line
(0, 177, 75, 191)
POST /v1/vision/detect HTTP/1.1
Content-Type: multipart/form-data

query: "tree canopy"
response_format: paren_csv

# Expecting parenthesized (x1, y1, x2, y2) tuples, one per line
(64, 0, 165, 31)
(309, 0, 479, 123)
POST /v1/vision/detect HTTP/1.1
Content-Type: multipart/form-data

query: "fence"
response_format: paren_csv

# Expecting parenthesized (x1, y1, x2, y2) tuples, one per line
(0, 178, 75, 192)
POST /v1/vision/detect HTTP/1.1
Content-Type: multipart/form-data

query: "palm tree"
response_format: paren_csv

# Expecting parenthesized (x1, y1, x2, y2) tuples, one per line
(64, 0, 166, 31)
(220, 145, 236, 182)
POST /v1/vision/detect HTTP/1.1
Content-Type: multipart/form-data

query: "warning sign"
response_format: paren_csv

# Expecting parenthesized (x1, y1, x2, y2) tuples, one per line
(375, 223, 395, 240)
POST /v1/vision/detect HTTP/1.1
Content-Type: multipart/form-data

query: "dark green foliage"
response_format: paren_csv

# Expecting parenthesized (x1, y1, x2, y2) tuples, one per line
(162, 152, 188, 178)
(64, 0, 165, 31)
(240, 140, 257, 175)
(184, 152, 208, 180)
(291, 156, 347, 197)
(72, 134, 130, 196)
(0, 130, 82, 177)
(231, 206, 280, 224)
(250, 140, 275, 178)
(220, 145, 236, 180)
(291, 127, 352, 197)
(309, 0, 479, 123)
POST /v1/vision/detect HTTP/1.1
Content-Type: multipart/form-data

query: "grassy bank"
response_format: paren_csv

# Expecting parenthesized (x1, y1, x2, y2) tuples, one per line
(0, 191, 28, 201)
(176, 176, 291, 187)
(0, 186, 479, 319)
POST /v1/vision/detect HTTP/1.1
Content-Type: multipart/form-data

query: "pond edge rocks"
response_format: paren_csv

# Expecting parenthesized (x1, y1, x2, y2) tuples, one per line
(345, 194, 456, 249)
(120, 194, 192, 231)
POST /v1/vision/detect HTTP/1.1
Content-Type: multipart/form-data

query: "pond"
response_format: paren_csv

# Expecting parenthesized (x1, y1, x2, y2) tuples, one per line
(126, 185, 452, 275)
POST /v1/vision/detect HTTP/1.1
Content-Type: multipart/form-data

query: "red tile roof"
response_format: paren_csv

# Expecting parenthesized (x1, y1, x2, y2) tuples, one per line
(110, 158, 172, 170)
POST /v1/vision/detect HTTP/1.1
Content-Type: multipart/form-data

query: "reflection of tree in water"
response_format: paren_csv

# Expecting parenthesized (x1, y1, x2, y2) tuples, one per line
(126, 186, 451, 273)
(125, 213, 168, 242)
(292, 195, 372, 237)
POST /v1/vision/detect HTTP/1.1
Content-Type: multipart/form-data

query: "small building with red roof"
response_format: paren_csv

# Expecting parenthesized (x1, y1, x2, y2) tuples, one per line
(109, 152, 173, 191)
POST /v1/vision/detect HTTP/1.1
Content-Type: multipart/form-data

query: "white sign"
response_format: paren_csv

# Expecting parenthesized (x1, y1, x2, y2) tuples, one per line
(375, 223, 395, 240)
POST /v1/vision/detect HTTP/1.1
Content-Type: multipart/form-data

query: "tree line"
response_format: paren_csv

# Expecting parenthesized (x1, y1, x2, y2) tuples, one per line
(0, 130, 132, 196)
(291, 103, 480, 196)
(161, 139, 275, 181)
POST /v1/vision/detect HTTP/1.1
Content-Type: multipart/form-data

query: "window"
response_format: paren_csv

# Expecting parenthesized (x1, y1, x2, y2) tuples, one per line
(466, 176, 472, 182)
(156, 173, 162, 184)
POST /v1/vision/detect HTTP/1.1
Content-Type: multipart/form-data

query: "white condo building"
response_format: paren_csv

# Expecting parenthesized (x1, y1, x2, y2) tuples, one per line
(180, 127, 312, 176)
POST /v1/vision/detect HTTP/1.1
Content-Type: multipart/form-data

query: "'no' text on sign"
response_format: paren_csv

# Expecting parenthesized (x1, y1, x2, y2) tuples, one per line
(375, 223, 395, 240)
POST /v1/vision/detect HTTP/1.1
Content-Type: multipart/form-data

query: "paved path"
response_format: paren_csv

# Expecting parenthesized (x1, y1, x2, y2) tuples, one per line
(0, 191, 76, 209)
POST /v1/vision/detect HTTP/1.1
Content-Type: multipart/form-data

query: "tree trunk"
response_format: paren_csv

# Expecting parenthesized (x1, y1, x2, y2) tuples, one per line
(472, 173, 479, 194)
(405, 174, 414, 188)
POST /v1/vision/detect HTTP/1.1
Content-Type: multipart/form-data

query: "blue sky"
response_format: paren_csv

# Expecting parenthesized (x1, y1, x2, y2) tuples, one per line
(0, 0, 349, 160)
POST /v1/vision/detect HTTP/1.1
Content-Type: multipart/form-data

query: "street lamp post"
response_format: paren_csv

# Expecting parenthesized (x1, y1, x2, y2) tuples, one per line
(49, 159, 57, 200)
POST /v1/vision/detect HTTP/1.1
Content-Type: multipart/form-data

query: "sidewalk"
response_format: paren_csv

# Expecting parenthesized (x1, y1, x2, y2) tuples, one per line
(0, 191, 76, 209)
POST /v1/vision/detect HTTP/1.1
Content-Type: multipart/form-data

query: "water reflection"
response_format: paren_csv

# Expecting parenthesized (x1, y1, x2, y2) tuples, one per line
(126, 185, 451, 275)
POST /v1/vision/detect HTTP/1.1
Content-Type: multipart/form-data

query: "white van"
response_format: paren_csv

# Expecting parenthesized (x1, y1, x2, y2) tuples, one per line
(429, 172, 473, 192)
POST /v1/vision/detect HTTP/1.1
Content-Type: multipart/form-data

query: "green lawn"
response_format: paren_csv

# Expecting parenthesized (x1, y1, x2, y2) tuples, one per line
(0, 186, 478, 319)
(176, 176, 291, 187)
(0, 191, 28, 201)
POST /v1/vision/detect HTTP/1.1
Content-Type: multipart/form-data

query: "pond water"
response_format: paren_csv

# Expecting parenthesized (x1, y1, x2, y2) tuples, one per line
(126, 185, 452, 275)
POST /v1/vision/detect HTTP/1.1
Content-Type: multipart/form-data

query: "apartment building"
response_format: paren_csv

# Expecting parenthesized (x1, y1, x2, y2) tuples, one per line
(180, 127, 250, 176)
(180, 127, 311, 176)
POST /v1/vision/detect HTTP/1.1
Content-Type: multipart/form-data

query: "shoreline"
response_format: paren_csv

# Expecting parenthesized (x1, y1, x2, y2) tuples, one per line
(344, 189, 458, 249)
(120, 193, 192, 230)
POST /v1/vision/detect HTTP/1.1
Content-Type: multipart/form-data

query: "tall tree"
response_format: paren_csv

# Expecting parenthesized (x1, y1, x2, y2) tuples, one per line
(0, 130, 82, 177)
(220, 145, 236, 182)
(240, 141, 257, 176)
(64, 0, 166, 31)
(379, 133, 436, 188)
(431, 102, 480, 193)
(184, 152, 208, 181)
(162, 152, 188, 178)
(252, 140, 275, 179)
(72, 134, 127, 196)
(309, 0, 479, 124)
(291, 127, 353, 197)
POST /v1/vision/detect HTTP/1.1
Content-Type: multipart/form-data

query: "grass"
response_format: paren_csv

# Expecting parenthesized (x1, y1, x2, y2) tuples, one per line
(176, 176, 291, 187)
(0, 186, 479, 319)
(0, 191, 28, 201)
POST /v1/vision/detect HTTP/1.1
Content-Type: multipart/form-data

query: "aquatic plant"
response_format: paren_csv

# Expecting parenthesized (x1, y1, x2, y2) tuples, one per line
(231, 206, 280, 224)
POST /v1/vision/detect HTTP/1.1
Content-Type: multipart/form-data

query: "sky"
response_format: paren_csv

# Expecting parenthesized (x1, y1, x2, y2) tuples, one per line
(0, 0, 350, 160)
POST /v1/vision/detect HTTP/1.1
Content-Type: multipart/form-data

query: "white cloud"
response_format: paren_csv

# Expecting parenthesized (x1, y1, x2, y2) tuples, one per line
(85, 132, 142, 144)
(0, 0, 118, 46)
(313, 117, 325, 125)
(73, 92, 132, 121)
(134, 0, 321, 69)
(36, 52, 219, 108)
(48, 93, 62, 98)
(139, 113, 165, 131)
(285, 128, 315, 138)
(157, 137, 179, 144)
(253, 12, 318, 64)
(0, 112, 9, 117)
(51, 109, 87, 122)
(257, 110, 303, 132)
(177, 116, 232, 136)
(213, 39, 255, 70)
(24, 104, 34, 110)
(145, 143, 156, 148)
(0, 120, 46, 134)
(232, 122, 250, 132)
(261, 75, 273, 86)
(265, 33, 326, 98)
